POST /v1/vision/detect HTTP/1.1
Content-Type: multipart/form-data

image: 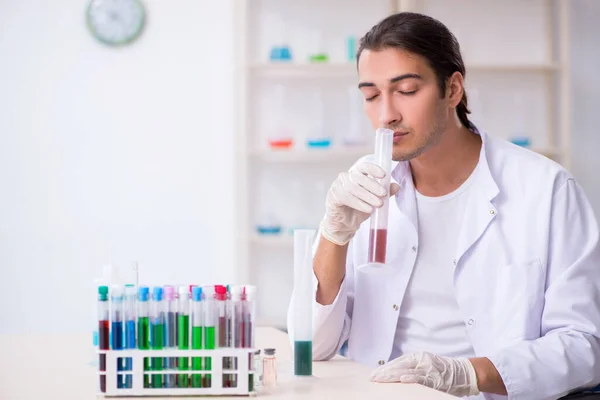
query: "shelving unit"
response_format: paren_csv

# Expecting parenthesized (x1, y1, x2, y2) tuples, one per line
(249, 146, 373, 163)
(234, 0, 572, 328)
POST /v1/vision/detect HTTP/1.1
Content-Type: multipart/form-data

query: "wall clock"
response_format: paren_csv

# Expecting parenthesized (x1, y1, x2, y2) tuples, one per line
(86, 0, 146, 46)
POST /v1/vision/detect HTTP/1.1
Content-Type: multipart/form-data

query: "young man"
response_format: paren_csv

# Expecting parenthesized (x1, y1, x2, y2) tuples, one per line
(287, 12, 600, 400)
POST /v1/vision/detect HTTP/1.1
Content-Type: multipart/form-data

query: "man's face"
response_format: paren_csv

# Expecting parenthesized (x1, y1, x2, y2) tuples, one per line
(357, 47, 450, 161)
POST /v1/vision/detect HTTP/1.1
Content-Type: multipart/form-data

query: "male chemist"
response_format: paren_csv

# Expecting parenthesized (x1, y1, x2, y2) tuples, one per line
(287, 12, 600, 400)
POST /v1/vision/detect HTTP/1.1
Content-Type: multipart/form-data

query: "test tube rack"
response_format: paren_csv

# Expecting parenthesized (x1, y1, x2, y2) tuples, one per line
(95, 263, 258, 397)
(97, 347, 257, 396)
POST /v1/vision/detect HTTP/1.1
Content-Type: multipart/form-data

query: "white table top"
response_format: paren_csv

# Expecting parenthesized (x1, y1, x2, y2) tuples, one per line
(0, 326, 454, 399)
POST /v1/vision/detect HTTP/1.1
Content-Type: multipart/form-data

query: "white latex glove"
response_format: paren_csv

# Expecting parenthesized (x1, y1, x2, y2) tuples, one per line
(370, 352, 480, 398)
(320, 161, 400, 246)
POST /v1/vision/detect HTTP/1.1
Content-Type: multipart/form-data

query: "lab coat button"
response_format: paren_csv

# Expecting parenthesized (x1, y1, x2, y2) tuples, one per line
(468, 319, 475, 326)
(489, 209, 496, 215)
(453, 259, 457, 266)
(412, 245, 417, 252)
(378, 360, 385, 366)
(393, 304, 399, 311)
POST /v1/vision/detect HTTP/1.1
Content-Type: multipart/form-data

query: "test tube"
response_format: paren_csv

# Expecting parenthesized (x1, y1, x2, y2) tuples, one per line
(164, 285, 177, 388)
(293, 229, 316, 376)
(368, 128, 394, 264)
(150, 287, 165, 388)
(177, 285, 190, 388)
(137, 286, 150, 388)
(203, 286, 216, 387)
(98, 286, 109, 393)
(191, 286, 203, 388)
(123, 284, 136, 389)
(111, 285, 125, 389)
(227, 285, 243, 388)
(215, 285, 228, 387)
(243, 285, 257, 391)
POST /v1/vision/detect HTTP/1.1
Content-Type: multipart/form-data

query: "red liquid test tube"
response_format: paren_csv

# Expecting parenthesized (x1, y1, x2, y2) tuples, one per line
(368, 128, 394, 264)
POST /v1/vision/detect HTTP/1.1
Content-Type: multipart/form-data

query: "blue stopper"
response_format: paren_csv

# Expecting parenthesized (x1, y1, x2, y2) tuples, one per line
(138, 286, 149, 302)
(152, 286, 163, 301)
(192, 286, 203, 301)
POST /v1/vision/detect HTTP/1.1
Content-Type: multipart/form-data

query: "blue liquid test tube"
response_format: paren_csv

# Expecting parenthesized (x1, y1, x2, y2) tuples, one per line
(111, 285, 125, 388)
(124, 284, 137, 388)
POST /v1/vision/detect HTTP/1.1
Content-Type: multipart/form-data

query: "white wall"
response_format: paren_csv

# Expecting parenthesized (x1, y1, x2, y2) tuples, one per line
(2, 0, 599, 335)
(0, 0, 237, 334)
(570, 0, 600, 215)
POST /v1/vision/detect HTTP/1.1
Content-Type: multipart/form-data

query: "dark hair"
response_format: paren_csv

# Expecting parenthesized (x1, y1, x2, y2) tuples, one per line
(357, 12, 471, 129)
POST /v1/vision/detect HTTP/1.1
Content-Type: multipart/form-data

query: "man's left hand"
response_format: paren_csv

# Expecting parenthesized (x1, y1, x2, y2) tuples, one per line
(369, 351, 480, 397)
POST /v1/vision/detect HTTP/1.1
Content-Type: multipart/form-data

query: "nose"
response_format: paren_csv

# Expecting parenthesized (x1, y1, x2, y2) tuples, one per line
(378, 93, 401, 128)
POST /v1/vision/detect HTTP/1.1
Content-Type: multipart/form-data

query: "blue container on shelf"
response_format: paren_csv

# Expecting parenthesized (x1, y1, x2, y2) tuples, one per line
(307, 137, 332, 148)
(269, 45, 292, 62)
(346, 36, 357, 62)
(256, 225, 282, 235)
(510, 136, 531, 148)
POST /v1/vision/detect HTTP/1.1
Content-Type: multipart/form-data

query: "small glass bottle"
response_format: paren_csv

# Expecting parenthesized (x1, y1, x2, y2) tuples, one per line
(262, 348, 277, 387)
(253, 350, 262, 388)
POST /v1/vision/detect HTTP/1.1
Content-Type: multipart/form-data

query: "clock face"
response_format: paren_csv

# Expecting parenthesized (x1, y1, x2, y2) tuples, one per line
(86, 0, 145, 46)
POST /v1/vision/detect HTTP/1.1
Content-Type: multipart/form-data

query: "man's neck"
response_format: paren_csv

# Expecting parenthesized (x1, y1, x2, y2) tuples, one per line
(409, 125, 482, 197)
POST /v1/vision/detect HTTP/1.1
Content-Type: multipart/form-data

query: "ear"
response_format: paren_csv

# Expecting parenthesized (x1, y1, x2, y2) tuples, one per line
(446, 71, 464, 108)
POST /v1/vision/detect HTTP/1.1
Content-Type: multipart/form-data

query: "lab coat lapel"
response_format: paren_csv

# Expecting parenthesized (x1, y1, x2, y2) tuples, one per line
(454, 132, 500, 268)
(387, 161, 418, 266)
(393, 162, 418, 233)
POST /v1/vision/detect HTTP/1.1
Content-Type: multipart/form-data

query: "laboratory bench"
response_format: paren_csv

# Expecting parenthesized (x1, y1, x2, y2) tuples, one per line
(0, 326, 454, 400)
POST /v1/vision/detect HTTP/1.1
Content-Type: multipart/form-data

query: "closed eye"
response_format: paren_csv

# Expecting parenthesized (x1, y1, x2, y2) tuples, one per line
(365, 94, 379, 102)
(399, 90, 417, 95)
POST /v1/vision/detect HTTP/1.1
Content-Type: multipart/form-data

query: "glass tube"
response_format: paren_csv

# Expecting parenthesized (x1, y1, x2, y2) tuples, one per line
(368, 128, 394, 264)
(293, 229, 316, 376)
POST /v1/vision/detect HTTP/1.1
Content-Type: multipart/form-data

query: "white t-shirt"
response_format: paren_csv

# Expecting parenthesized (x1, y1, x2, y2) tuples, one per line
(391, 167, 479, 359)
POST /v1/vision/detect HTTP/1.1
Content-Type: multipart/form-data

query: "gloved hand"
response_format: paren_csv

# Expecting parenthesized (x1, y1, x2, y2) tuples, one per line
(369, 352, 480, 398)
(320, 160, 400, 246)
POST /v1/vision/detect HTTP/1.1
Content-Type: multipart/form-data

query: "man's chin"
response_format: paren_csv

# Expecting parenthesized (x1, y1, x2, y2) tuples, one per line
(392, 149, 425, 162)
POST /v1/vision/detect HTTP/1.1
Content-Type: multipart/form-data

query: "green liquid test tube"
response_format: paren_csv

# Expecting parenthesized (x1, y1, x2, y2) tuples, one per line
(137, 287, 150, 388)
(177, 286, 190, 388)
(151, 287, 165, 388)
(191, 286, 203, 388)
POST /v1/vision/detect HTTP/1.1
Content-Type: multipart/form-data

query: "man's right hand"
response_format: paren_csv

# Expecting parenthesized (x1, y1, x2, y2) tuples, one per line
(320, 161, 400, 246)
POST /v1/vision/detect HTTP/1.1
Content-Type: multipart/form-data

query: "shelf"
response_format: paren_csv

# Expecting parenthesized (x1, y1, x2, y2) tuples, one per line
(249, 62, 358, 78)
(250, 233, 294, 247)
(249, 62, 560, 78)
(250, 146, 372, 163)
(466, 63, 559, 73)
(250, 146, 560, 162)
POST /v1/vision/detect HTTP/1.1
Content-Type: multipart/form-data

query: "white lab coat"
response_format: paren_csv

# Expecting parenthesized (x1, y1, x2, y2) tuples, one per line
(287, 130, 600, 400)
